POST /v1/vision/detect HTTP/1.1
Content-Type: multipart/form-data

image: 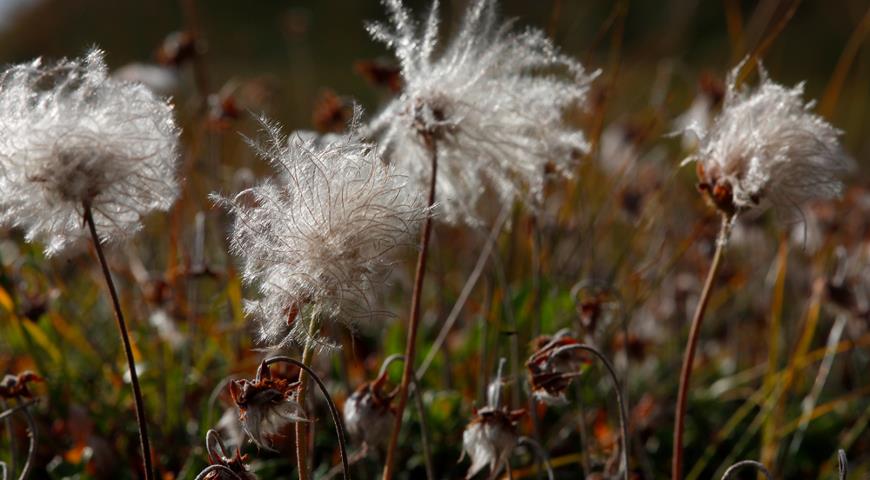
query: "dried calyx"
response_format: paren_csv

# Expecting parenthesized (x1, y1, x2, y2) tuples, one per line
(229, 361, 308, 451)
(526, 330, 590, 405)
(343, 363, 397, 449)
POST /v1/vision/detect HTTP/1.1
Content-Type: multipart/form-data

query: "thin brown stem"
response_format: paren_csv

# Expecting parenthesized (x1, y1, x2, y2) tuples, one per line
(382, 137, 438, 480)
(672, 214, 730, 480)
(262, 357, 350, 479)
(295, 314, 319, 480)
(83, 203, 154, 480)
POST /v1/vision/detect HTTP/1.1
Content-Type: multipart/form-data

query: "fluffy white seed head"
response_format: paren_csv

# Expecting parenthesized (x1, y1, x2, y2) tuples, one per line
(0, 48, 180, 256)
(685, 63, 852, 216)
(366, 0, 597, 225)
(215, 111, 427, 350)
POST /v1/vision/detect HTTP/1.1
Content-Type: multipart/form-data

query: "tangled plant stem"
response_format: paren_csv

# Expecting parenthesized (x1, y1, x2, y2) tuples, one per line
(83, 203, 154, 480)
(261, 356, 350, 479)
(383, 136, 438, 480)
(672, 214, 731, 480)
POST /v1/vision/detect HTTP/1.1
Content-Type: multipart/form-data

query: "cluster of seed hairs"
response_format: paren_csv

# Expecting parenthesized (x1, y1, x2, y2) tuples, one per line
(686, 62, 852, 218)
(214, 109, 428, 351)
(366, 0, 598, 226)
(0, 48, 180, 256)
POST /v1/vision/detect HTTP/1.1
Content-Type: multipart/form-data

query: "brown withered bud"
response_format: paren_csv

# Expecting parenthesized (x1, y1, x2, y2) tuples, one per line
(229, 362, 307, 451)
(461, 405, 525, 479)
(343, 367, 396, 448)
(577, 292, 607, 333)
(207, 92, 241, 133)
(0, 371, 43, 400)
(155, 31, 199, 67)
(354, 59, 402, 93)
(203, 430, 257, 480)
(611, 332, 648, 361)
(312, 89, 352, 134)
(696, 162, 740, 217)
(527, 331, 590, 405)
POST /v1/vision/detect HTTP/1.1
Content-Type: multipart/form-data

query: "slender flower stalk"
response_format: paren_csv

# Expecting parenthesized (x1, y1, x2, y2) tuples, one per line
(538, 343, 630, 480)
(672, 214, 730, 480)
(383, 137, 438, 480)
(84, 204, 155, 480)
(517, 437, 554, 480)
(294, 315, 319, 480)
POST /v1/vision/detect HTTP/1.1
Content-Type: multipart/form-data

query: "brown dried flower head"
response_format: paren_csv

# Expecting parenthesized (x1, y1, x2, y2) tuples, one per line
(203, 431, 257, 480)
(0, 371, 43, 400)
(527, 331, 590, 405)
(229, 362, 308, 451)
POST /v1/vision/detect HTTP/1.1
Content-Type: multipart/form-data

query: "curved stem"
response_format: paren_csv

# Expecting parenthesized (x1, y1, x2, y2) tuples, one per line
(720, 460, 772, 480)
(383, 137, 438, 480)
(517, 437, 555, 480)
(1, 460, 6, 480)
(1, 399, 15, 480)
(205, 375, 240, 428)
(380, 354, 435, 480)
(205, 429, 228, 464)
(83, 204, 154, 480)
(672, 214, 730, 480)
(193, 464, 243, 480)
(15, 403, 37, 480)
(0, 401, 38, 423)
(838, 449, 848, 480)
(262, 356, 350, 479)
(551, 343, 629, 480)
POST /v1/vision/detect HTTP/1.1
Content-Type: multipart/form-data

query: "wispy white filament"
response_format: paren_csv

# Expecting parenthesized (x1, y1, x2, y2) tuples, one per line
(367, 0, 597, 225)
(0, 48, 180, 256)
(684, 63, 852, 215)
(215, 111, 427, 350)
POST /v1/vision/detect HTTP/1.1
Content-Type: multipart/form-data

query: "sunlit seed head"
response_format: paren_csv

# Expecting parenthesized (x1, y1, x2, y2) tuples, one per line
(685, 62, 852, 218)
(0, 48, 180, 256)
(366, 0, 598, 225)
(213, 108, 428, 350)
